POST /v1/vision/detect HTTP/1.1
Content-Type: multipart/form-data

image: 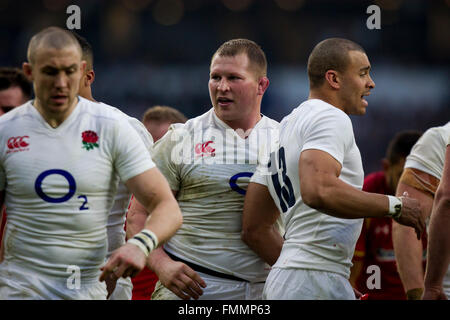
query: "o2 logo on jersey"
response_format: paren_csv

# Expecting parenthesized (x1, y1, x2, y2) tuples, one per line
(229, 172, 253, 195)
(34, 169, 89, 210)
(269, 147, 295, 213)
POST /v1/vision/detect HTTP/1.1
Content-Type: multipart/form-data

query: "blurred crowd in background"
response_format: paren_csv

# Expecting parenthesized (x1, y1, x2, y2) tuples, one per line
(1, 0, 449, 173)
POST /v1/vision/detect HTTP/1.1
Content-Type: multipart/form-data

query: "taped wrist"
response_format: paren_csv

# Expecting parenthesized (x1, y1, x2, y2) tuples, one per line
(127, 229, 159, 257)
(387, 195, 402, 221)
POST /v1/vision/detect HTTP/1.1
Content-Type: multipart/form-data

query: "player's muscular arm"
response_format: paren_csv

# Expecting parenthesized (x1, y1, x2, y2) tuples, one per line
(126, 190, 178, 239)
(100, 168, 182, 282)
(423, 145, 450, 300)
(242, 182, 283, 266)
(125, 168, 182, 244)
(299, 149, 425, 237)
(392, 182, 433, 299)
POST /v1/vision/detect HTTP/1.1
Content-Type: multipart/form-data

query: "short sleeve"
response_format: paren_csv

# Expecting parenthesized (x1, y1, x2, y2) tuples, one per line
(112, 118, 156, 183)
(301, 109, 353, 166)
(152, 126, 183, 192)
(250, 163, 268, 186)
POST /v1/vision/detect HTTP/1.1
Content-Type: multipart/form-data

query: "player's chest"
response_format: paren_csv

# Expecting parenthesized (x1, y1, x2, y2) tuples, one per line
(3, 127, 114, 193)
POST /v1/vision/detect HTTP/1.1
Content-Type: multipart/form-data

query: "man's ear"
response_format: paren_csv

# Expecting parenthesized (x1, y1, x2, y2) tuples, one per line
(22, 62, 33, 81)
(324, 70, 340, 90)
(258, 76, 270, 95)
(85, 70, 95, 86)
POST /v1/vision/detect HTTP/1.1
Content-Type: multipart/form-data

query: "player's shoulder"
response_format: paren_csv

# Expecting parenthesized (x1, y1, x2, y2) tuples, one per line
(165, 108, 211, 134)
(0, 101, 33, 128)
(258, 114, 279, 129)
(419, 123, 449, 145)
(79, 98, 128, 122)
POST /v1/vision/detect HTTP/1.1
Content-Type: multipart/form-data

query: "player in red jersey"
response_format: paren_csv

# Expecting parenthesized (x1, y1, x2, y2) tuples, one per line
(350, 130, 422, 299)
(128, 106, 187, 300)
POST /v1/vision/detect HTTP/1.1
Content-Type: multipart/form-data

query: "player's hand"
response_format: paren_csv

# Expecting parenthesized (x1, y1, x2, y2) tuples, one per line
(105, 276, 118, 299)
(99, 243, 146, 283)
(155, 259, 206, 300)
(422, 286, 448, 300)
(397, 192, 425, 240)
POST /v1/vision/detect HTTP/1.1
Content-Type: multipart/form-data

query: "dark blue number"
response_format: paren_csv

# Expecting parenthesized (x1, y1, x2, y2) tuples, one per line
(35, 169, 76, 203)
(229, 172, 253, 195)
(269, 147, 295, 213)
(78, 195, 89, 210)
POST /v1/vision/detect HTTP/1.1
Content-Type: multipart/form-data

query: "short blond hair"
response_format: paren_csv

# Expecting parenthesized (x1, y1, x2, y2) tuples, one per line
(211, 39, 267, 78)
(142, 105, 187, 124)
(27, 26, 82, 64)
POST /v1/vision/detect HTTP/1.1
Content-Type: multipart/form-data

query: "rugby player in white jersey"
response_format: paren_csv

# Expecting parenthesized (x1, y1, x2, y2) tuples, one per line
(127, 39, 282, 300)
(423, 132, 450, 300)
(73, 32, 154, 300)
(392, 122, 450, 300)
(0, 26, 182, 299)
(242, 38, 425, 300)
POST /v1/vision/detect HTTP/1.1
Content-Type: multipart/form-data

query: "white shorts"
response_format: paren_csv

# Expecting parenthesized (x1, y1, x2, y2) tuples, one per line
(108, 277, 133, 300)
(152, 271, 265, 300)
(0, 261, 107, 300)
(263, 267, 355, 300)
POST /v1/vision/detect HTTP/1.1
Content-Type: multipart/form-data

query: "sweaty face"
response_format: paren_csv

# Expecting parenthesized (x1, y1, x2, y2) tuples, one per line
(0, 86, 27, 116)
(209, 53, 262, 127)
(339, 50, 375, 115)
(30, 44, 84, 118)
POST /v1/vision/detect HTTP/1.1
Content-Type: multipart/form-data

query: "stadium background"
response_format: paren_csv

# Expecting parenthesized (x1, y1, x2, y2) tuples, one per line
(1, 0, 449, 174)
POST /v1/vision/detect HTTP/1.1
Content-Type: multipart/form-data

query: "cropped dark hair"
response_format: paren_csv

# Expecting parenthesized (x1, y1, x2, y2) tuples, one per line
(0, 67, 32, 99)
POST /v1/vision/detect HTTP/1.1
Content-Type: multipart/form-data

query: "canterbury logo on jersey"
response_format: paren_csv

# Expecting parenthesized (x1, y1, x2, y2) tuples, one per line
(6, 136, 30, 153)
(194, 140, 215, 157)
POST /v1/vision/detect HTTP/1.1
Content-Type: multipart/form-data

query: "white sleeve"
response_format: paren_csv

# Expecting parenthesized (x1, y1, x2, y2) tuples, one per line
(152, 127, 182, 192)
(126, 116, 154, 154)
(250, 164, 268, 186)
(300, 109, 353, 166)
(405, 127, 445, 180)
(112, 118, 156, 183)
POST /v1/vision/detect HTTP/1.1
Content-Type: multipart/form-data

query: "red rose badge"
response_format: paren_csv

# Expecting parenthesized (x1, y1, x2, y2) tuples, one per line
(82, 130, 99, 150)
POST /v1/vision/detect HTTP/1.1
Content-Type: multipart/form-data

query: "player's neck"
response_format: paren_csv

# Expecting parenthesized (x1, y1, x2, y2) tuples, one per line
(79, 88, 97, 103)
(33, 97, 78, 128)
(221, 113, 262, 138)
(308, 89, 346, 114)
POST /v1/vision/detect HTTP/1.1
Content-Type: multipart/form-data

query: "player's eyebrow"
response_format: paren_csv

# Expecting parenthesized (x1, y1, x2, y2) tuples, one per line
(360, 66, 371, 72)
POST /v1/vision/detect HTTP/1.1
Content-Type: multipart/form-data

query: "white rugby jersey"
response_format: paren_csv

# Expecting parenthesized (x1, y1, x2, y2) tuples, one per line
(405, 122, 450, 180)
(0, 97, 155, 284)
(252, 99, 364, 278)
(404, 121, 450, 295)
(153, 108, 280, 282)
(100, 103, 154, 258)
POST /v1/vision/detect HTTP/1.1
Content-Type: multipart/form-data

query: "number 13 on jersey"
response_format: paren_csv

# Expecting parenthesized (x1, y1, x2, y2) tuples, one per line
(268, 147, 295, 213)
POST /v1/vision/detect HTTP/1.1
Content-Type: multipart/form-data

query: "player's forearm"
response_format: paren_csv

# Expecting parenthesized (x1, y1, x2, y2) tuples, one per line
(302, 176, 389, 219)
(392, 221, 424, 292)
(147, 246, 172, 273)
(143, 197, 182, 246)
(242, 225, 283, 266)
(424, 195, 450, 288)
(126, 199, 149, 239)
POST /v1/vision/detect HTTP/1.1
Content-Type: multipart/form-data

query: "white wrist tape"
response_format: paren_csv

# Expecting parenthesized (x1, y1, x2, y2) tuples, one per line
(387, 195, 402, 220)
(127, 229, 159, 257)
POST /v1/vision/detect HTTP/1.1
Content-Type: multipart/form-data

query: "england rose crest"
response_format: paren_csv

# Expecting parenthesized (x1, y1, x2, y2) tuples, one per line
(81, 130, 99, 150)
